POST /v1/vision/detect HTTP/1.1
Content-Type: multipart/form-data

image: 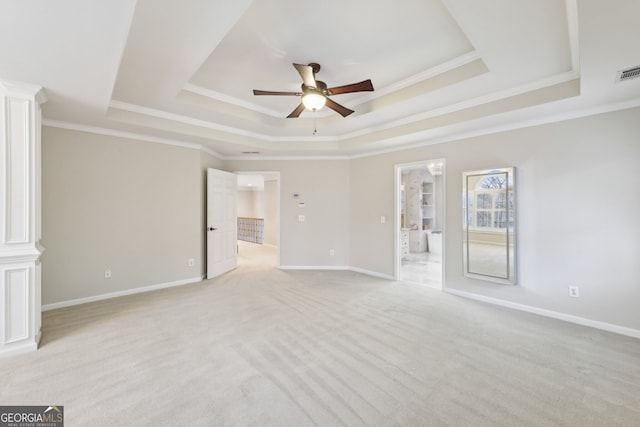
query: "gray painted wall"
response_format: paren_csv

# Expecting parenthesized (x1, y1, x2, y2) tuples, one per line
(349, 107, 640, 330)
(41, 127, 220, 305)
(224, 159, 351, 267)
(40, 107, 640, 332)
(237, 190, 262, 218)
(264, 180, 278, 246)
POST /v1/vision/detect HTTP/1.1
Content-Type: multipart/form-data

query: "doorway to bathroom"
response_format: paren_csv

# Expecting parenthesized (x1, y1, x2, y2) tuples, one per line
(395, 159, 445, 289)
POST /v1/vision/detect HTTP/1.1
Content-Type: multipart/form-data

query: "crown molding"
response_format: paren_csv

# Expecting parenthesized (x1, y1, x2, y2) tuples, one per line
(349, 97, 640, 159)
(0, 79, 47, 104)
(182, 84, 284, 118)
(181, 51, 482, 118)
(108, 100, 340, 143)
(43, 95, 640, 162)
(337, 70, 580, 145)
(566, 0, 580, 73)
(224, 154, 351, 161)
(42, 119, 223, 159)
(367, 51, 482, 99)
(110, 68, 580, 150)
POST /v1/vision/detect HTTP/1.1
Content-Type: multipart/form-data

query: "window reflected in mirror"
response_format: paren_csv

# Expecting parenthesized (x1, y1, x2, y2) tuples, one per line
(463, 167, 516, 285)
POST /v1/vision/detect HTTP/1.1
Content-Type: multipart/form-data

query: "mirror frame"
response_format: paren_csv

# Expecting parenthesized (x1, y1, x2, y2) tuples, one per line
(463, 167, 516, 285)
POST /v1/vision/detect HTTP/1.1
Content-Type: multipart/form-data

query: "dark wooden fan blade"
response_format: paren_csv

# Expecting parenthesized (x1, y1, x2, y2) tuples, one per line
(253, 89, 301, 96)
(293, 63, 317, 88)
(325, 98, 354, 117)
(287, 103, 306, 118)
(327, 79, 374, 95)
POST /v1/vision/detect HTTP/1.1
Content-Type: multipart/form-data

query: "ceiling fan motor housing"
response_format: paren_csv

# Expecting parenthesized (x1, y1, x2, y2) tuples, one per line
(308, 62, 321, 74)
(253, 62, 373, 117)
(302, 80, 327, 94)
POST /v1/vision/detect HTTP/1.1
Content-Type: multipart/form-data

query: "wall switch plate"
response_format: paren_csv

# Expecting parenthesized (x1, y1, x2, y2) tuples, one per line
(298, 215, 305, 222)
(188, 258, 195, 267)
(104, 269, 112, 279)
(329, 249, 335, 256)
(380, 216, 386, 224)
(569, 286, 580, 298)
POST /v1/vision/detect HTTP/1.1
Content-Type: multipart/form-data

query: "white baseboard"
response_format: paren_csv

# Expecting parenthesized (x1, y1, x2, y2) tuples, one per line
(444, 288, 640, 339)
(349, 266, 395, 280)
(0, 341, 39, 359)
(42, 270, 638, 341)
(42, 276, 204, 311)
(279, 265, 395, 281)
(279, 265, 350, 271)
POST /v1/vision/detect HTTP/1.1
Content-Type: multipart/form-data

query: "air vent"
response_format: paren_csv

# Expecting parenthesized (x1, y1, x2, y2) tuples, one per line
(616, 66, 640, 83)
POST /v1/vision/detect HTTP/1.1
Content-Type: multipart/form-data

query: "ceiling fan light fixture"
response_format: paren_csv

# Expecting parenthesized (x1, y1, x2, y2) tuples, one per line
(253, 62, 373, 117)
(302, 90, 326, 111)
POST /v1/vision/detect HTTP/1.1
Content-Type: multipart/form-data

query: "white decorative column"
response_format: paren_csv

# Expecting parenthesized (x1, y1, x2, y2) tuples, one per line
(0, 80, 46, 357)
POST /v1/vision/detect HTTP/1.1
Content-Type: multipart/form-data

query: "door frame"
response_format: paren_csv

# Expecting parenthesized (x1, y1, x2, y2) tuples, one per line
(394, 159, 446, 289)
(233, 171, 281, 267)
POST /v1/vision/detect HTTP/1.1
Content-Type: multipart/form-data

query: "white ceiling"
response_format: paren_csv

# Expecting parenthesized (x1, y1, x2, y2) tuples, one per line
(1, 0, 639, 158)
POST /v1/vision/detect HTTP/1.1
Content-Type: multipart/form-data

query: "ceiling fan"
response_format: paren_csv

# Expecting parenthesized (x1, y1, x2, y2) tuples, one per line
(253, 62, 374, 118)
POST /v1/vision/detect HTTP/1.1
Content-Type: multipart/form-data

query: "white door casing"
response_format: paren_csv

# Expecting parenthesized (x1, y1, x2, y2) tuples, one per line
(207, 168, 237, 279)
(394, 159, 446, 289)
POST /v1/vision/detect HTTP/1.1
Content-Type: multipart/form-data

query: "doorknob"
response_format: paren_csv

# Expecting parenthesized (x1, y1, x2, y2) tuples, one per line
(208, 227, 217, 231)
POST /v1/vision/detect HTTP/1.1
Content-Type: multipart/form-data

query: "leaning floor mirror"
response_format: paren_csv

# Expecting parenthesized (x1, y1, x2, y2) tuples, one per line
(463, 167, 516, 285)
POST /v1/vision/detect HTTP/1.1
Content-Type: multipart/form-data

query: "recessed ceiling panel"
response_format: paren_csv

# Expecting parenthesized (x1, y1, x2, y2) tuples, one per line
(189, 0, 474, 112)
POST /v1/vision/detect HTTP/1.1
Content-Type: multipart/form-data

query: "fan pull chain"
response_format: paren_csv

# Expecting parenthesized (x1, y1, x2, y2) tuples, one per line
(313, 117, 318, 135)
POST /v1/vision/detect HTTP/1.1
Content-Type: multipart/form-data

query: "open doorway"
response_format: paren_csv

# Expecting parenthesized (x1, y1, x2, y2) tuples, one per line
(395, 160, 445, 289)
(235, 172, 280, 267)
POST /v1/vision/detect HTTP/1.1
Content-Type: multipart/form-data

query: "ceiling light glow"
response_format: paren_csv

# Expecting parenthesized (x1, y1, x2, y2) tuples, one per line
(302, 90, 326, 111)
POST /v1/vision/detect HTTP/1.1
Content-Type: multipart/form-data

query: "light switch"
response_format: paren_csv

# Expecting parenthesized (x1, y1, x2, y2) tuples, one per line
(298, 215, 305, 222)
(380, 216, 386, 224)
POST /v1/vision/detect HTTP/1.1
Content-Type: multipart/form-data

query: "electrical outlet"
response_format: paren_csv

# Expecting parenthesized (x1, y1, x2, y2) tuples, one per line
(569, 286, 580, 298)
(329, 249, 335, 256)
(104, 269, 112, 279)
(188, 258, 195, 267)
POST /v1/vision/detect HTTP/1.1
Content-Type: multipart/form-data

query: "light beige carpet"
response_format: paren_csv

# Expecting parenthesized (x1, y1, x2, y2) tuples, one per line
(2, 243, 640, 426)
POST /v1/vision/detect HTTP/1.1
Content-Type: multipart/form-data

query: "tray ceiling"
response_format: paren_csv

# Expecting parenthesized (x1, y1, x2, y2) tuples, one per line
(1, 0, 639, 158)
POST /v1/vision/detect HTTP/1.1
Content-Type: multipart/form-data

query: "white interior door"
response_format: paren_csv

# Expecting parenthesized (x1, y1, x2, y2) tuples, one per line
(207, 168, 237, 279)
